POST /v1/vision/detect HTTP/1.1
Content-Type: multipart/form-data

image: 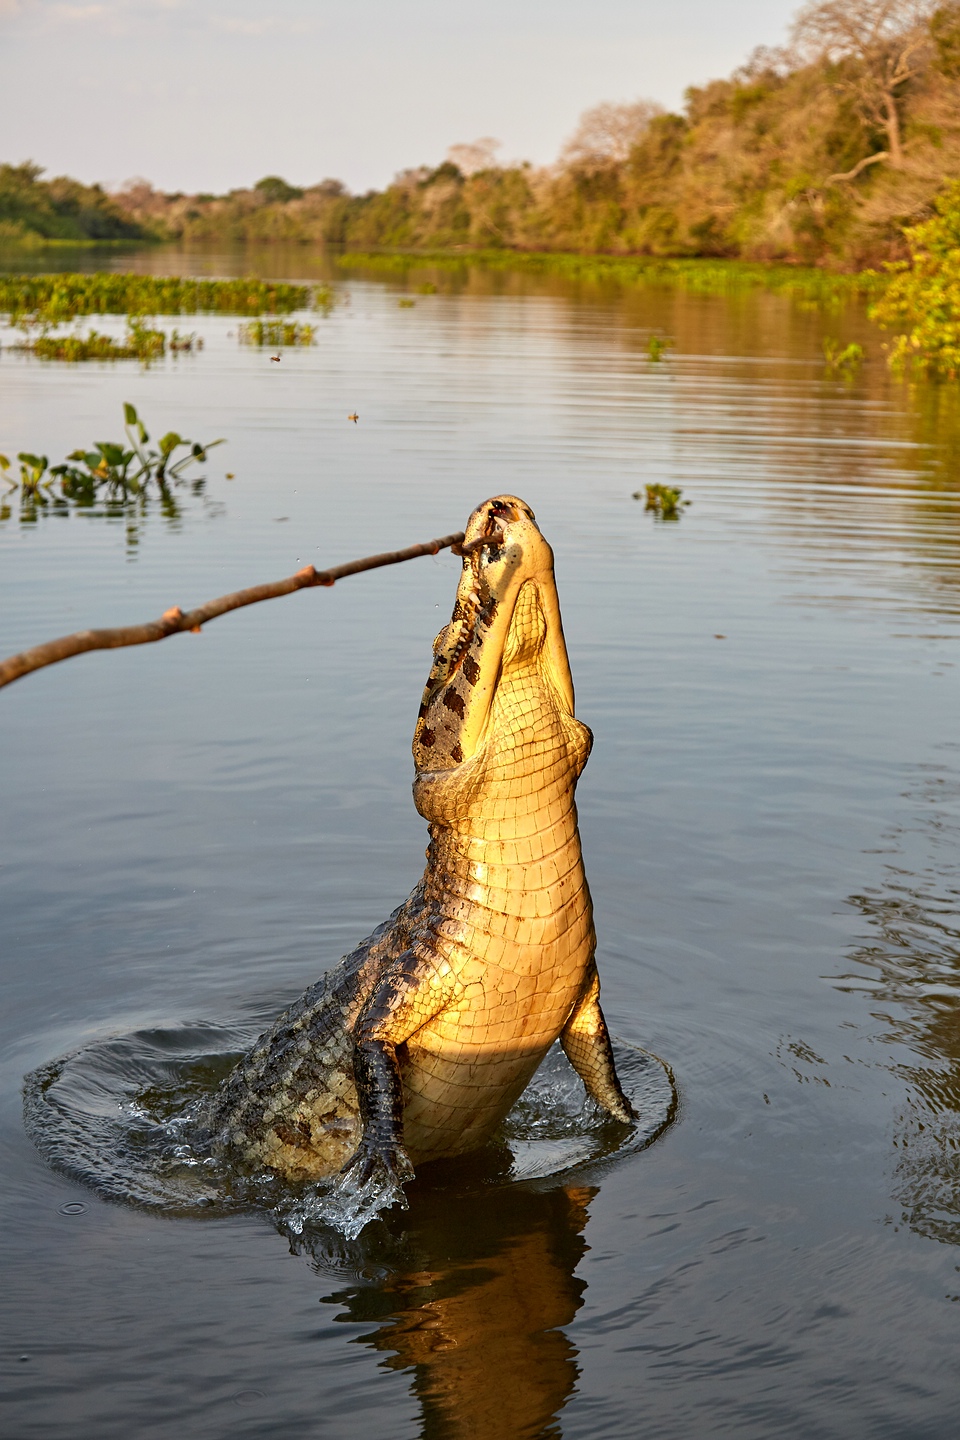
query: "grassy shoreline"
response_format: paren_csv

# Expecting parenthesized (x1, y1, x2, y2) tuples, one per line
(334, 248, 887, 305)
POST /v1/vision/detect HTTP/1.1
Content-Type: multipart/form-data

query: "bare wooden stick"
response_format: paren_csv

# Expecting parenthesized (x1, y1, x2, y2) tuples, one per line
(0, 530, 466, 691)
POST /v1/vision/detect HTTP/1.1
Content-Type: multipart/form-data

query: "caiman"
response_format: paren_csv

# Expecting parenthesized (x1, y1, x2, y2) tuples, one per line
(202, 495, 636, 1188)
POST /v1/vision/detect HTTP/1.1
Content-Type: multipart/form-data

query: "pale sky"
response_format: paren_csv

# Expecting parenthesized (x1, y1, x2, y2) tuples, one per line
(2, 0, 801, 194)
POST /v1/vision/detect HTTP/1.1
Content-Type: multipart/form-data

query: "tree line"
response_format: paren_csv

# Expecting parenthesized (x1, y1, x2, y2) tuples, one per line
(4, 2, 960, 269)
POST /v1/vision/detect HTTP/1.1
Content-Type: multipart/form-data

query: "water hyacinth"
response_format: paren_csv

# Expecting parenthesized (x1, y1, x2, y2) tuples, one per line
(238, 319, 315, 347)
(822, 338, 865, 377)
(16, 322, 168, 362)
(1, 402, 223, 506)
(633, 483, 690, 520)
(647, 334, 673, 361)
(0, 273, 331, 325)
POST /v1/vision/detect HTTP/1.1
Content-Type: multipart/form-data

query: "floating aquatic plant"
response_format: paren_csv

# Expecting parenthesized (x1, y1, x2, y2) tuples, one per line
(0, 273, 331, 325)
(822, 338, 865, 377)
(647, 334, 673, 361)
(14, 321, 169, 362)
(633, 483, 690, 520)
(238, 319, 315, 346)
(1, 403, 226, 546)
(1, 402, 223, 506)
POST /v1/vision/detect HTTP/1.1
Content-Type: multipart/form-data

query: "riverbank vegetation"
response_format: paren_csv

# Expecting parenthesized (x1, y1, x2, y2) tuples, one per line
(2, 2, 959, 375)
(869, 177, 960, 373)
(92, 1, 960, 272)
(0, 162, 149, 247)
(334, 248, 885, 304)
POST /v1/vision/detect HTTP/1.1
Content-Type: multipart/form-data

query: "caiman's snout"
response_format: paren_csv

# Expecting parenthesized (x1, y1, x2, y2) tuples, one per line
(458, 495, 534, 551)
(413, 495, 576, 773)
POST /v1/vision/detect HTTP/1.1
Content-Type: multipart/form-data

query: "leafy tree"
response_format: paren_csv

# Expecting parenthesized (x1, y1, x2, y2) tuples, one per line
(791, 0, 936, 172)
(559, 99, 664, 169)
(446, 139, 501, 176)
(253, 176, 304, 204)
(870, 180, 960, 375)
(0, 162, 148, 242)
(930, 2, 960, 75)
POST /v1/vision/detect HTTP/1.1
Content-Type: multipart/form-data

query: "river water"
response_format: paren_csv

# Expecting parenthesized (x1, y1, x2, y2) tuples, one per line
(1, 248, 959, 1439)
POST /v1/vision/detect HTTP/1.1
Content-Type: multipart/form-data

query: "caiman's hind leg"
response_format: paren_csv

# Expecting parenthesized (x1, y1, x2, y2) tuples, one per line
(560, 962, 637, 1124)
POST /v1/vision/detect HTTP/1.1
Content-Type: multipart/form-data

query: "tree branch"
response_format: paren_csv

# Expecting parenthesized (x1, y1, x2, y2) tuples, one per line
(826, 149, 890, 182)
(0, 530, 466, 691)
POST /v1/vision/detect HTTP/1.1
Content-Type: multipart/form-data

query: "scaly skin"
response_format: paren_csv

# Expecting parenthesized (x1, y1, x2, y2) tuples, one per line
(202, 496, 635, 1187)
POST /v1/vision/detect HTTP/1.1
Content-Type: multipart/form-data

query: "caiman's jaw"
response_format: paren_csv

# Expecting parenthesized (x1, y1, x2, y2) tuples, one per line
(412, 495, 576, 772)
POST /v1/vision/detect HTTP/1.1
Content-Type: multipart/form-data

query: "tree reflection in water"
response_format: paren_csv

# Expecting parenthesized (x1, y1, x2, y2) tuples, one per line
(296, 1166, 595, 1439)
(840, 760, 960, 1245)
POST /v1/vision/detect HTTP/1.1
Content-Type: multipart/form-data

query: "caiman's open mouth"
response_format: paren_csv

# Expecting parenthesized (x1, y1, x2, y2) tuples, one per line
(428, 504, 513, 687)
(412, 495, 576, 772)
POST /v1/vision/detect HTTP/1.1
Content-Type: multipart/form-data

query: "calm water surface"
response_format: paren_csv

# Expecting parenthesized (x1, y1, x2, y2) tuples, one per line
(2, 249, 960, 1438)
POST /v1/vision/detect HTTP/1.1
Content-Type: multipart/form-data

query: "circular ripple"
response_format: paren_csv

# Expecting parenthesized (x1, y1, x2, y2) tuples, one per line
(24, 1020, 260, 1216)
(498, 1040, 677, 1183)
(24, 1020, 676, 1224)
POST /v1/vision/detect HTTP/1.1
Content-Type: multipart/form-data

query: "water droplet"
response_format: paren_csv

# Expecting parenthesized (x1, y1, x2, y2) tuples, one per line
(232, 1390, 265, 1406)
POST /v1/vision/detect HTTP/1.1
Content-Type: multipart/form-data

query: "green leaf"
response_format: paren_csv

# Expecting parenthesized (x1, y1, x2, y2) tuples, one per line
(0, 454, 9, 472)
(158, 432, 182, 456)
(123, 402, 138, 426)
(17, 452, 42, 467)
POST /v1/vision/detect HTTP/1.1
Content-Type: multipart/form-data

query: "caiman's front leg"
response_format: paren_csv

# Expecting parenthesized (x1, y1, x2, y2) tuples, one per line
(561, 962, 637, 1124)
(341, 945, 460, 1187)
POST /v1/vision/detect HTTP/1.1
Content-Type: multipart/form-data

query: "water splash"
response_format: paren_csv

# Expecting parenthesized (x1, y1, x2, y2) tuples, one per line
(281, 1168, 409, 1242)
(24, 1021, 675, 1236)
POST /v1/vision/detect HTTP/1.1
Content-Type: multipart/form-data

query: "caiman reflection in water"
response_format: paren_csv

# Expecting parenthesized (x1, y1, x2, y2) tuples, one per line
(300, 1175, 595, 1440)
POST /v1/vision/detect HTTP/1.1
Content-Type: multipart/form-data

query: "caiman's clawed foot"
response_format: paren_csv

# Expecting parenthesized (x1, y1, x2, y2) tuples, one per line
(340, 1138, 415, 1190)
(606, 1094, 639, 1125)
(560, 963, 638, 1127)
